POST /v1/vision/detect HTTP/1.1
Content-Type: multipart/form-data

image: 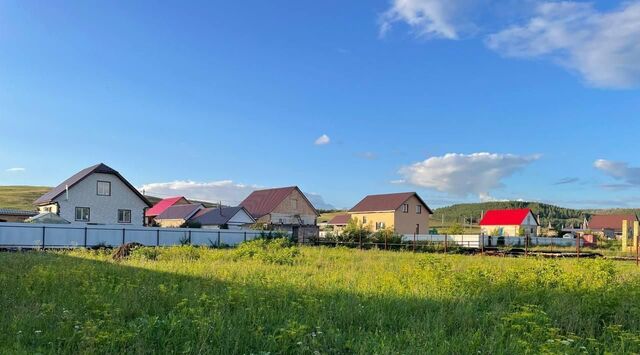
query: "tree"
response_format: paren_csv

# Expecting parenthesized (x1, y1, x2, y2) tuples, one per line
(447, 223, 464, 235)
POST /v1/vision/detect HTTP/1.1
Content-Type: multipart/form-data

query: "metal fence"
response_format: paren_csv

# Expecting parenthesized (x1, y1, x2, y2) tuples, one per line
(0, 222, 276, 249)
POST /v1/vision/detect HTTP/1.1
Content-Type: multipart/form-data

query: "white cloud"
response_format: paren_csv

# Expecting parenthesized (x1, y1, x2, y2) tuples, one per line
(380, 0, 470, 39)
(314, 134, 331, 145)
(140, 180, 335, 209)
(594, 159, 640, 186)
(305, 193, 335, 210)
(487, 1, 640, 88)
(139, 180, 260, 205)
(6, 167, 25, 172)
(398, 152, 539, 198)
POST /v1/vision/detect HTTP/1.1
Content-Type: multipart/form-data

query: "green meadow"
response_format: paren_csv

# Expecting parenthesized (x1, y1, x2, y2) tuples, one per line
(2, 241, 640, 354)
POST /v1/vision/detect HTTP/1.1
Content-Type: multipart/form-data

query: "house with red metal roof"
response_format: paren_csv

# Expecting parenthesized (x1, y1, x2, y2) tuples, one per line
(326, 213, 351, 233)
(240, 186, 319, 240)
(348, 192, 433, 235)
(479, 208, 539, 237)
(588, 214, 638, 238)
(145, 196, 190, 225)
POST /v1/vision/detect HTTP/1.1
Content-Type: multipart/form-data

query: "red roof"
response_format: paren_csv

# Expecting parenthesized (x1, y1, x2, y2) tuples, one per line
(479, 209, 534, 226)
(589, 214, 638, 231)
(146, 196, 188, 217)
(240, 186, 318, 219)
(328, 214, 351, 225)
(349, 192, 433, 214)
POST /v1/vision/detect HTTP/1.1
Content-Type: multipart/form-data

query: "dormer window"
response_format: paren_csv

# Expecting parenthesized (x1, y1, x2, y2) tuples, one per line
(97, 181, 111, 196)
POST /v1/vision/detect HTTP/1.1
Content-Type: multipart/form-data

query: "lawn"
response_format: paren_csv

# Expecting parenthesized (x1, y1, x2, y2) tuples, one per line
(2, 242, 640, 354)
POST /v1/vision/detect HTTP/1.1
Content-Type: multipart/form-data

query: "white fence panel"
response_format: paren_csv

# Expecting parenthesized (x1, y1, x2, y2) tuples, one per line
(0, 223, 283, 249)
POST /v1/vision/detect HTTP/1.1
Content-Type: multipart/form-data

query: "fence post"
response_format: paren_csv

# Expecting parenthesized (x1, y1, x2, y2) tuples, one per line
(244, 231, 247, 242)
(444, 234, 448, 253)
(385, 233, 388, 250)
(42, 226, 46, 250)
(525, 236, 528, 257)
(359, 231, 362, 250)
(576, 234, 580, 259)
(413, 233, 416, 252)
(122, 228, 126, 245)
(156, 229, 160, 247)
(84, 227, 88, 248)
(188, 230, 192, 245)
(217, 230, 221, 247)
(481, 234, 484, 255)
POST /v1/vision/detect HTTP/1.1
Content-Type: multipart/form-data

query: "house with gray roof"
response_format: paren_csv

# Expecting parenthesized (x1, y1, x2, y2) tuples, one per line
(190, 206, 255, 230)
(34, 163, 151, 226)
(154, 204, 204, 228)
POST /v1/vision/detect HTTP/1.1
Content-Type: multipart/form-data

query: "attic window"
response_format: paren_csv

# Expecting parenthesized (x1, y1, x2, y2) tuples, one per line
(401, 204, 409, 213)
(291, 199, 298, 210)
(416, 205, 422, 214)
(97, 181, 111, 196)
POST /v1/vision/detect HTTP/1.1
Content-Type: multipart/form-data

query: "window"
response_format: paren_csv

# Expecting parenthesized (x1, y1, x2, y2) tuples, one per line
(118, 209, 131, 224)
(376, 222, 385, 230)
(291, 199, 298, 210)
(97, 181, 111, 196)
(401, 204, 409, 213)
(416, 205, 422, 214)
(363, 216, 367, 224)
(75, 207, 90, 222)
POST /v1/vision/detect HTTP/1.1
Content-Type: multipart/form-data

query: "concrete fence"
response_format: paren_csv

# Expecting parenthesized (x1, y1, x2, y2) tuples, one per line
(0, 222, 276, 249)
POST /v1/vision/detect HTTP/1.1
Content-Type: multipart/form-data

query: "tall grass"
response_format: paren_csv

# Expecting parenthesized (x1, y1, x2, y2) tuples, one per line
(2, 244, 640, 354)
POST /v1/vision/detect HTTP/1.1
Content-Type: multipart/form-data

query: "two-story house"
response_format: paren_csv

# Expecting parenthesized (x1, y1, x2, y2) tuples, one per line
(240, 186, 319, 240)
(34, 163, 151, 226)
(349, 192, 433, 235)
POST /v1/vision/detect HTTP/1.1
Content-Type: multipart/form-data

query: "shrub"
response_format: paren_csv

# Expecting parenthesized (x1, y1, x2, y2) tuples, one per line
(232, 238, 300, 265)
(129, 247, 161, 261)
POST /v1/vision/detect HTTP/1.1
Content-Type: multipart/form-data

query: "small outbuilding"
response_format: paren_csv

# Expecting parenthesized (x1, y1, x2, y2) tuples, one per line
(190, 206, 255, 230)
(155, 204, 203, 228)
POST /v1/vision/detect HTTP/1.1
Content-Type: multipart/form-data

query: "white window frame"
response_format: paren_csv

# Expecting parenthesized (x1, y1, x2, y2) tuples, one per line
(401, 204, 409, 213)
(97, 181, 111, 196)
(118, 209, 131, 224)
(416, 205, 422, 214)
(75, 207, 90, 222)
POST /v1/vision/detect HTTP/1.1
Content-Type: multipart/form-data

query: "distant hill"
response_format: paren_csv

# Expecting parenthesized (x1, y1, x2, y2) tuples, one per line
(432, 201, 640, 230)
(0, 186, 218, 210)
(0, 186, 51, 211)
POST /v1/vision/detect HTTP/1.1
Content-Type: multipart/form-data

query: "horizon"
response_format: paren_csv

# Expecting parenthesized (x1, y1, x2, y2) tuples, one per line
(2, 1, 640, 210)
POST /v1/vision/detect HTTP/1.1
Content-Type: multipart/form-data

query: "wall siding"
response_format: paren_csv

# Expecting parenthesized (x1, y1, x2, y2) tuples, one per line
(52, 173, 148, 226)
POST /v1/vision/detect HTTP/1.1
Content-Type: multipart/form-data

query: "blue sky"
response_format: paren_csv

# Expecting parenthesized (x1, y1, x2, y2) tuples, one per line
(1, 0, 640, 209)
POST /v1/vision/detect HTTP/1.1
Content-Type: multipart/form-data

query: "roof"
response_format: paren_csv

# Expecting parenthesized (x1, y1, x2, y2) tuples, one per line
(156, 204, 203, 220)
(26, 212, 70, 224)
(146, 196, 189, 217)
(328, 214, 351, 225)
(0, 208, 38, 216)
(349, 192, 433, 214)
(240, 186, 319, 219)
(191, 206, 255, 225)
(479, 209, 534, 226)
(34, 163, 151, 207)
(589, 214, 638, 231)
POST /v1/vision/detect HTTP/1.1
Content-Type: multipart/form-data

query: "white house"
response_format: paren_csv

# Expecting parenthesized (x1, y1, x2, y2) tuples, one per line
(479, 208, 539, 237)
(34, 163, 151, 226)
(190, 206, 256, 229)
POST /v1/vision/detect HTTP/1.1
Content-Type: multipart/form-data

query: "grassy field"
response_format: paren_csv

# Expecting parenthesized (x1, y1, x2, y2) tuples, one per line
(2, 243, 640, 354)
(0, 186, 51, 210)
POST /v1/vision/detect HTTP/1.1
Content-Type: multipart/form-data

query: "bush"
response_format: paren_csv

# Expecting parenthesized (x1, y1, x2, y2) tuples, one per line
(129, 247, 161, 261)
(232, 238, 300, 265)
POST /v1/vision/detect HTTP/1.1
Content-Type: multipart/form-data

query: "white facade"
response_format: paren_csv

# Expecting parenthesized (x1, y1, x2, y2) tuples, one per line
(201, 208, 255, 230)
(38, 173, 148, 226)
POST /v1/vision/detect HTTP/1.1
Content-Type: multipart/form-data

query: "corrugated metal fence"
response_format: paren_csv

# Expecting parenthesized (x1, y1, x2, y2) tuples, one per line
(0, 223, 274, 249)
